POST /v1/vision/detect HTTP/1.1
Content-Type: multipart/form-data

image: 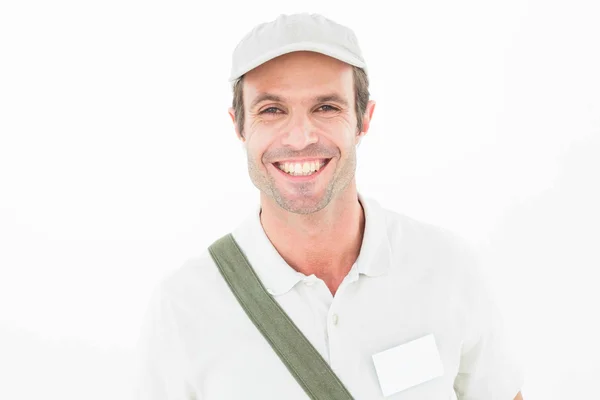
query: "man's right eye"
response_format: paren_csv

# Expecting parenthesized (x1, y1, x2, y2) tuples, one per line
(260, 107, 281, 114)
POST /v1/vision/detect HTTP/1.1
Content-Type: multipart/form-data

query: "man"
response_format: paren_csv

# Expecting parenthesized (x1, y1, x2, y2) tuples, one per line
(136, 13, 525, 399)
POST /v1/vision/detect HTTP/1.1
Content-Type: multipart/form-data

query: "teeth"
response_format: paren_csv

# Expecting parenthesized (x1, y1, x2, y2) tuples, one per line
(277, 160, 327, 176)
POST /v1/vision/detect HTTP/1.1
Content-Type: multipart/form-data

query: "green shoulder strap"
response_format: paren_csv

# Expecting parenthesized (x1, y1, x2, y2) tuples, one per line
(208, 233, 354, 400)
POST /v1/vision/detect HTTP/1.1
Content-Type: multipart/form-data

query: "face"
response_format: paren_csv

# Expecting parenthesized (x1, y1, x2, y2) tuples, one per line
(229, 51, 374, 215)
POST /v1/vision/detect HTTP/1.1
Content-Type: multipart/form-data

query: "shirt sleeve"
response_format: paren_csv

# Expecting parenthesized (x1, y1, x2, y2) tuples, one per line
(453, 245, 525, 400)
(134, 283, 198, 400)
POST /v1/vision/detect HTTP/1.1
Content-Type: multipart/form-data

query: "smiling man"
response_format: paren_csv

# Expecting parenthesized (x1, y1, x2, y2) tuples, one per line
(234, 49, 371, 296)
(136, 13, 525, 400)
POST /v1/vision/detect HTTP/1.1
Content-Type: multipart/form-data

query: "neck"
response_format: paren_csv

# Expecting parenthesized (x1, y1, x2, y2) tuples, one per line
(259, 183, 365, 295)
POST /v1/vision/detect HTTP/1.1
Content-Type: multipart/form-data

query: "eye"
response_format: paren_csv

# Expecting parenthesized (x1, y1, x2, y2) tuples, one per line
(316, 105, 339, 112)
(260, 107, 282, 114)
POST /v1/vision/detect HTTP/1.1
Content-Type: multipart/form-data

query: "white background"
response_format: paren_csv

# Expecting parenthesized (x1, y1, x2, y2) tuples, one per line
(1, 0, 599, 398)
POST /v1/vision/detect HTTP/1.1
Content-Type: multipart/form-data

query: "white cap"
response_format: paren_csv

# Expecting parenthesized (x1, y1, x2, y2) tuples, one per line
(229, 13, 367, 82)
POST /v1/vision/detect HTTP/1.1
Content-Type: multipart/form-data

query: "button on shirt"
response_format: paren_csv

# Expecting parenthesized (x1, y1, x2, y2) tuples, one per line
(135, 193, 524, 399)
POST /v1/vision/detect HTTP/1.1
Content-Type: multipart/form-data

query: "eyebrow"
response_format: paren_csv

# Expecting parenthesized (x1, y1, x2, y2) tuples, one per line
(250, 93, 285, 110)
(314, 94, 349, 108)
(249, 92, 350, 110)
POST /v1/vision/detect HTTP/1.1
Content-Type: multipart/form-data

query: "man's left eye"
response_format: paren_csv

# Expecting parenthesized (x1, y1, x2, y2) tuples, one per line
(317, 105, 338, 112)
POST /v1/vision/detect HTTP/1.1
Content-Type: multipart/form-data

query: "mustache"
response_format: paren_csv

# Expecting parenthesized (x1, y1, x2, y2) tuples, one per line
(264, 146, 338, 162)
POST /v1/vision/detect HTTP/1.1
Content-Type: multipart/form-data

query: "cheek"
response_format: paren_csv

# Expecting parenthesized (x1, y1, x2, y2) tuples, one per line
(313, 115, 357, 142)
(245, 135, 271, 165)
(314, 119, 356, 147)
(247, 117, 279, 140)
(246, 118, 283, 144)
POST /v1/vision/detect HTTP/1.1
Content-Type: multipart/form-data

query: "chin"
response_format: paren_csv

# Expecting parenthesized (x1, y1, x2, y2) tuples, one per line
(273, 190, 333, 215)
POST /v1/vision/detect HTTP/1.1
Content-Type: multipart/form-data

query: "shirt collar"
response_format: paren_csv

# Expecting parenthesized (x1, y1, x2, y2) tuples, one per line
(355, 192, 392, 278)
(231, 192, 392, 296)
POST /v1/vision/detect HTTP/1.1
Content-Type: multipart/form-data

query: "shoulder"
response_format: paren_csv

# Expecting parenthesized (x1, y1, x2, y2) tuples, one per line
(160, 251, 222, 301)
(137, 248, 255, 384)
(153, 248, 246, 326)
(381, 204, 483, 282)
(381, 206, 500, 330)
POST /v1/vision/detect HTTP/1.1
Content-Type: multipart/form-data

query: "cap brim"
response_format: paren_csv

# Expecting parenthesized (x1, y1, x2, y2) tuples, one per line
(228, 41, 367, 82)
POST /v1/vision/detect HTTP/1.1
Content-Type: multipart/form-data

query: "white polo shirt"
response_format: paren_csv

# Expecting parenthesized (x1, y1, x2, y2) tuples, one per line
(135, 193, 524, 399)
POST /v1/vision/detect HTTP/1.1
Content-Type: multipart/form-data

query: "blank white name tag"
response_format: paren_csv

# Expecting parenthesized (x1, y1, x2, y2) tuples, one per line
(372, 333, 444, 397)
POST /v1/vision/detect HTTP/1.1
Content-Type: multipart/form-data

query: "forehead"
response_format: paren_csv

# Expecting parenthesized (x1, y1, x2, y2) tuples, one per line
(243, 51, 354, 104)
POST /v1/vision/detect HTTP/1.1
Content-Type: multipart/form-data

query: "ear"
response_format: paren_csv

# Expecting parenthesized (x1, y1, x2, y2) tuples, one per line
(356, 100, 376, 145)
(228, 107, 244, 142)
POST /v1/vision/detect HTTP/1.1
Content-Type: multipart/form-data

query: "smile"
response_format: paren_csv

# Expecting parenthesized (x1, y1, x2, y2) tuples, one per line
(272, 158, 332, 178)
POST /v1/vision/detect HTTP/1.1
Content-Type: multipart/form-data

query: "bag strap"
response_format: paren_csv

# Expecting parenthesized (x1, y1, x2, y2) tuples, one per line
(208, 233, 354, 400)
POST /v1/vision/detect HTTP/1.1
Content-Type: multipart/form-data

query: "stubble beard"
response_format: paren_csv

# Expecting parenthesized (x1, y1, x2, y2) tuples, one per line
(247, 148, 357, 215)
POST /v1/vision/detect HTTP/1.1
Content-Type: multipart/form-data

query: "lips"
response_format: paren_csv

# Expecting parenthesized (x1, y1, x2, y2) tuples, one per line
(271, 158, 332, 181)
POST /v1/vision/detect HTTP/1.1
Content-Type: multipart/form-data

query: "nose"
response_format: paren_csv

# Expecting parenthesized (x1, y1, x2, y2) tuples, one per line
(280, 111, 318, 150)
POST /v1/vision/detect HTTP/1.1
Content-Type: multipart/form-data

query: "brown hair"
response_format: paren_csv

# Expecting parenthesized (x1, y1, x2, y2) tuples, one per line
(231, 66, 370, 138)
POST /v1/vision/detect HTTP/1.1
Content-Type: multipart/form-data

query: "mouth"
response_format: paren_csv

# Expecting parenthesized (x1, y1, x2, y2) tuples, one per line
(271, 158, 332, 181)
